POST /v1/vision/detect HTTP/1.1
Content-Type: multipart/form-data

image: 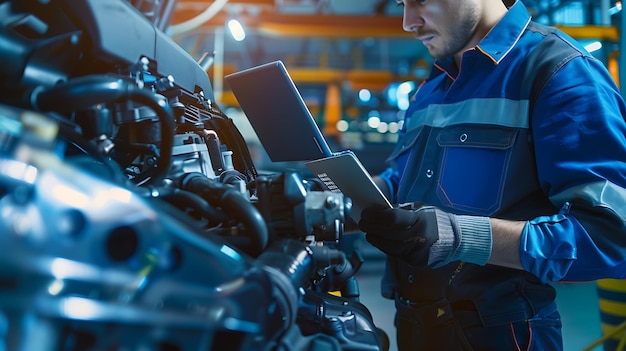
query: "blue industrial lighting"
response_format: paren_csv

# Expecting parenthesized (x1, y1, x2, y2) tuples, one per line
(396, 81, 415, 111)
(609, 2, 622, 16)
(358, 88, 372, 103)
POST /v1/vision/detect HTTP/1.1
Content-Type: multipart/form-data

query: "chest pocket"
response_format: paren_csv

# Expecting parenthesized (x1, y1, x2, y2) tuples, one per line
(436, 126, 518, 215)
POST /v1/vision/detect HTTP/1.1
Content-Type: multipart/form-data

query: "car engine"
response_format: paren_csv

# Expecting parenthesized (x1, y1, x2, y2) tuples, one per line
(0, 0, 388, 350)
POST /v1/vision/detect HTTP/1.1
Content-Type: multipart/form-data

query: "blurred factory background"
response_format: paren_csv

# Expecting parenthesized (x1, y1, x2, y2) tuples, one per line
(153, 0, 624, 175)
(137, 1, 624, 350)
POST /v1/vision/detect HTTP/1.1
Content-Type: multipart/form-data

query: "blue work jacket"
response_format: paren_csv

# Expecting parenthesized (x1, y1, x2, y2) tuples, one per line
(378, 1, 626, 324)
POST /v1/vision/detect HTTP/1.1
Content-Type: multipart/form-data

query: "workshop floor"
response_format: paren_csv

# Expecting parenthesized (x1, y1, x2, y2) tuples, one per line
(349, 234, 607, 351)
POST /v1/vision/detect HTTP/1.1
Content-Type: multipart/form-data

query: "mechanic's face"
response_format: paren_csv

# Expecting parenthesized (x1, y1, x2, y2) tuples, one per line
(398, 0, 482, 59)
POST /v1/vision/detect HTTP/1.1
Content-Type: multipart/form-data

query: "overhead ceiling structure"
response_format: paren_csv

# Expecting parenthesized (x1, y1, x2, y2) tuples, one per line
(167, 0, 427, 101)
(169, 0, 415, 70)
(146, 0, 622, 109)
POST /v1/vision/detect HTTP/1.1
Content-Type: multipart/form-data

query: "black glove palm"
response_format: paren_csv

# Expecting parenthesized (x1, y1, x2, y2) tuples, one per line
(359, 204, 450, 266)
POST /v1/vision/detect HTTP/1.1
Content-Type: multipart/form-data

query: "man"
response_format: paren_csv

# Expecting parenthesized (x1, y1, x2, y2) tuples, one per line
(358, 0, 626, 350)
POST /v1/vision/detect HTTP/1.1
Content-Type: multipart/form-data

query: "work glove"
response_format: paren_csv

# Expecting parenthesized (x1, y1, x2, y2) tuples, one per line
(358, 203, 493, 268)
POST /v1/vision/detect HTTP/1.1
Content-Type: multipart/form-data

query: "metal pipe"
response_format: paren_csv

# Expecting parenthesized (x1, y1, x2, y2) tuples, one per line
(168, 0, 229, 36)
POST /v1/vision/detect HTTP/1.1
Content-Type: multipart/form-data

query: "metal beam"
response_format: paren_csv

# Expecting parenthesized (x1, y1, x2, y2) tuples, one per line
(170, 10, 411, 38)
(176, 0, 275, 10)
(171, 8, 618, 41)
(554, 25, 619, 40)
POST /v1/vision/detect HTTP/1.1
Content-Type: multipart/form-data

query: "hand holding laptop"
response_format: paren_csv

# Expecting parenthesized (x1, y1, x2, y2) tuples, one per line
(304, 152, 392, 222)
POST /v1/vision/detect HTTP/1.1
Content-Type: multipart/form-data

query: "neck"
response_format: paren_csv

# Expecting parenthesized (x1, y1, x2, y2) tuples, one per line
(453, 0, 510, 66)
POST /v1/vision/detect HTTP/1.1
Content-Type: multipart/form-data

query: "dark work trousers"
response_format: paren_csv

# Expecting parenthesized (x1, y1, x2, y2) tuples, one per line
(394, 298, 563, 351)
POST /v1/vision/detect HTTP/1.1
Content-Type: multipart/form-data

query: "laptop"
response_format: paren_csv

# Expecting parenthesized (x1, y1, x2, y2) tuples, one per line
(304, 151, 392, 221)
(224, 60, 333, 162)
(225, 60, 392, 221)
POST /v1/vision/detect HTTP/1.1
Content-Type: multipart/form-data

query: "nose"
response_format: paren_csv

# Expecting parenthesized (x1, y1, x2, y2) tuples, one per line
(402, 5, 424, 32)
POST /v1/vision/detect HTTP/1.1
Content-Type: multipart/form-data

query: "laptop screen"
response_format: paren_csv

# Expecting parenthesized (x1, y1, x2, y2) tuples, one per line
(224, 61, 333, 162)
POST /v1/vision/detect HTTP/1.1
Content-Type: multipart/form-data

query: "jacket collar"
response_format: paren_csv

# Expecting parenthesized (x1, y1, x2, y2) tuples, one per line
(476, 1, 532, 64)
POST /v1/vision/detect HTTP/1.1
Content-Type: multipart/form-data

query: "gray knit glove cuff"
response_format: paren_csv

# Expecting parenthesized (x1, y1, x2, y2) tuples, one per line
(428, 214, 492, 268)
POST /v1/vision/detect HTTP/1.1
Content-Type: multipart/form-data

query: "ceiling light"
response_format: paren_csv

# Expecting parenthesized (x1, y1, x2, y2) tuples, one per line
(585, 41, 602, 53)
(227, 19, 246, 41)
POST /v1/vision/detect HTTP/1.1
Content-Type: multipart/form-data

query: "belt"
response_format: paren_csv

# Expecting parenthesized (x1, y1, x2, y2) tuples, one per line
(395, 296, 484, 329)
